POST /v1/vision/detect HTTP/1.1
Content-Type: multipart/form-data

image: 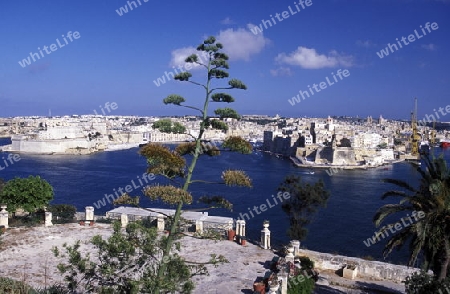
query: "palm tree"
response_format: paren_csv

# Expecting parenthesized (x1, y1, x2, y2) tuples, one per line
(374, 155, 450, 280)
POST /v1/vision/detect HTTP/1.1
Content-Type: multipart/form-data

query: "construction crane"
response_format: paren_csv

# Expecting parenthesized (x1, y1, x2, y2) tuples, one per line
(410, 97, 421, 158)
(430, 121, 437, 147)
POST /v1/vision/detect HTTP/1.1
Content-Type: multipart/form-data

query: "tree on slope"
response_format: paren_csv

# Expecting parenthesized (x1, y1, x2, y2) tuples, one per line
(278, 175, 330, 241)
(0, 175, 54, 213)
(374, 155, 450, 281)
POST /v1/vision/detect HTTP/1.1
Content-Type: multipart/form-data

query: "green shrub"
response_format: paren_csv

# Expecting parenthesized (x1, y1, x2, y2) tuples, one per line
(0, 277, 34, 293)
(287, 272, 315, 294)
(33, 285, 67, 293)
(299, 256, 314, 270)
(404, 271, 450, 294)
(9, 213, 43, 227)
(47, 204, 77, 224)
(95, 217, 113, 224)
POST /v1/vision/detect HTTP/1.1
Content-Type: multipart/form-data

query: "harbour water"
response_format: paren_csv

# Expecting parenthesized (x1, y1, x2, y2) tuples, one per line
(1, 137, 449, 265)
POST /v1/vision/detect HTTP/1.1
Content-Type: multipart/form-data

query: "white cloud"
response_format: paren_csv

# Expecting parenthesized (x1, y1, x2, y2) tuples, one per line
(168, 24, 269, 70)
(270, 67, 293, 77)
(421, 43, 437, 51)
(275, 47, 354, 69)
(169, 47, 209, 70)
(220, 17, 235, 25)
(216, 24, 270, 61)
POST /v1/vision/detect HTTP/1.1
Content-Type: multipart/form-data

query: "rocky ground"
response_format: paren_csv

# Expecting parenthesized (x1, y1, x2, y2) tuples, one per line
(0, 223, 406, 293)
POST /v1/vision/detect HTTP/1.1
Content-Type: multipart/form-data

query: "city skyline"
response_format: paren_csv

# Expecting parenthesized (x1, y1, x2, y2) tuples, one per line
(0, 0, 449, 120)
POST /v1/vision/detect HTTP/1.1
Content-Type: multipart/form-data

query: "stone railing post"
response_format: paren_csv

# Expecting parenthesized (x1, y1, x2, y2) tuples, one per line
(157, 214, 165, 231)
(85, 206, 94, 221)
(280, 272, 288, 294)
(195, 220, 203, 234)
(45, 212, 53, 227)
(286, 244, 295, 263)
(290, 240, 300, 257)
(261, 222, 271, 249)
(0, 205, 8, 229)
(121, 214, 128, 228)
(236, 220, 246, 237)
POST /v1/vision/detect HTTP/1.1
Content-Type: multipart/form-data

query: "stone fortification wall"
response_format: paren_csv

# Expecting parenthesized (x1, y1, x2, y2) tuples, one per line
(332, 147, 357, 165)
(298, 248, 420, 283)
(10, 136, 94, 154)
(296, 146, 318, 159)
(315, 147, 333, 164)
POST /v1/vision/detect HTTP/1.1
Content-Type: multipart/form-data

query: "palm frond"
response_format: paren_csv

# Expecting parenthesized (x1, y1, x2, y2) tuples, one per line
(373, 204, 413, 227)
(382, 179, 416, 192)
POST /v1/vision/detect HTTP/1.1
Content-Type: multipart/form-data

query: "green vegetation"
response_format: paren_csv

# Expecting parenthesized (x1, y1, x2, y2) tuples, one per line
(0, 277, 65, 294)
(52, 221, 224, 293)
(47, 204, 77, 224)
(0, 175, 53, 213)
(52, 36, 251, 293)
(278, 175, 330, 241)
(374, 155, 450, 285)
(405, 271, 450, 294)
(141, 36, 251, 293)
(287, 256, 316, 294)
(152, 118, 186, 134)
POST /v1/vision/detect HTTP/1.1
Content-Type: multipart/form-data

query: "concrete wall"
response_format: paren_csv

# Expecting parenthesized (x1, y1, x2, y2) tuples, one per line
(298, 248, 420, 283)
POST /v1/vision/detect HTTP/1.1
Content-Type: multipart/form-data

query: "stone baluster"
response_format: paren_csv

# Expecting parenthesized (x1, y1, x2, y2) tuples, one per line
(290, 240, 300, 257)
(157, 214, 165, 231)
(45, 211, 53, 227)
(121, 213, 128, 228)
(240, 220, 246, 238)
(195, 220, 203, 234)
(286, 244, 295, 263)
(279, 272, 288, 294)
(261, 222, 271, 249)
(85, 206, 94, 221)
(0, 205, 8, 229)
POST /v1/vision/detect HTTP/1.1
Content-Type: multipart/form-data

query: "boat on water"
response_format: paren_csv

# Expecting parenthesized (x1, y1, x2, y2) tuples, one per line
(440, 139, 450, 148)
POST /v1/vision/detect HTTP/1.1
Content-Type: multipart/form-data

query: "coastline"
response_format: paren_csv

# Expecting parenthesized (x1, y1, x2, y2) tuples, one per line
(289, 156, 403, 170)
(0, 140, 209, 155)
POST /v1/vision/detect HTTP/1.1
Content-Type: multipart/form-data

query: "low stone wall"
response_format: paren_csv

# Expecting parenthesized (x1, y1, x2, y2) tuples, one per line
(298, 248, 420, 283)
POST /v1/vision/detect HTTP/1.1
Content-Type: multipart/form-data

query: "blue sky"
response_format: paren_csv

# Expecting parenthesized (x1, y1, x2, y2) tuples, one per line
(0, 0, 449, 120)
